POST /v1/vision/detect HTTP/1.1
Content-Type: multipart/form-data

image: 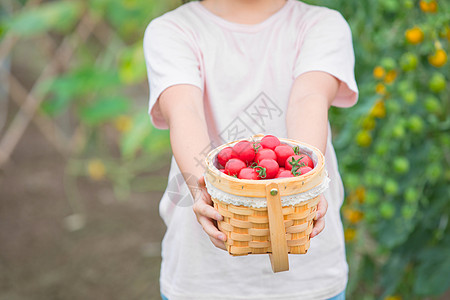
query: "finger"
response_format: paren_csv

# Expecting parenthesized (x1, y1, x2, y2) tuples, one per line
(209, 236, 227, 250)
(201, 189, 212, 205)
(195, 176, 212, 205)
(310, 217, 325, 238)
(315, 195, 328, 220)
(193, 199, 222, 221)
(198, 176, 206, 188)
(198, 215, 227, 242)
(192, 176, 206, 202)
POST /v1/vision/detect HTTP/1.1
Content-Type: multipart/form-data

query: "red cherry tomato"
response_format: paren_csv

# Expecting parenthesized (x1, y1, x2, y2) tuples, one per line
(285, 154, 314, 170)
(274, 145, 295, 167)
(238, 167, 259, 180)
(276, 167, 285, 176)
(260, 135, 281, 150)
(255, 148, 277, 163)
(225, 158, 246, 176)
(299, 166, 313, 176)
(300, 155, 314, 169)
(276, 170, 294, 178)
(217, 147, 239, 168)
(233, 141, 256, 164)
(256, 159, 279, 179)
(292, 166, 313, 176)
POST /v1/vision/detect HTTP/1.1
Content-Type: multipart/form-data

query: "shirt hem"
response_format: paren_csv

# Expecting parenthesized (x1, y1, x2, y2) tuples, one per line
(160, 275, 347, 300)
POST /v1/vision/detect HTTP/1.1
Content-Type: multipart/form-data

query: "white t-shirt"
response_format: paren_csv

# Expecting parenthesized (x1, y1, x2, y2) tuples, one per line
(143, 1, 358, 299)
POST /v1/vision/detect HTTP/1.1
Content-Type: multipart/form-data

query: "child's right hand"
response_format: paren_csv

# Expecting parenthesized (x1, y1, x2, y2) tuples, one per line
(193, 176, 227, 250)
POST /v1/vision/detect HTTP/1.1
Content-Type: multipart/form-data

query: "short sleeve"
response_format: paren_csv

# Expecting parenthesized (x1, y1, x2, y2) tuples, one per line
(293, 10, 358, 108)
(143, 19, 204, 129)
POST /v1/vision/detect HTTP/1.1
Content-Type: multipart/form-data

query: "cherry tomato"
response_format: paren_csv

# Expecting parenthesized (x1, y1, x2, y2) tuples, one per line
(256, 159, 279, 179)
(233, 141, 256, 164)
(217, 147, 239, 168)
(285, 154, 314, 170)
(225, 158, 246, 176)
(274, 145, 295, 167)
(255, 148, 277, 163)
(238, 167, 259, 180)
(260, 135, 281, 150)
(276, 170, 294, 178)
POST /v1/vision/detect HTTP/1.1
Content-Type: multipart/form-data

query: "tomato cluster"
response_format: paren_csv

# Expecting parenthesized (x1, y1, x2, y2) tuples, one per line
(216, 135, 314, 180)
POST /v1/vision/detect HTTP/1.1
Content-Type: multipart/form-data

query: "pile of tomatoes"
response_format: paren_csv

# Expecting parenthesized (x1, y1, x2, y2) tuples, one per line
(216, 135, 315, 180)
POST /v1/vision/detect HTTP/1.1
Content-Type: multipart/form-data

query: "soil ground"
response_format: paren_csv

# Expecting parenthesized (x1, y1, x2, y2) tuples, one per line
(0, 124, 169, 300)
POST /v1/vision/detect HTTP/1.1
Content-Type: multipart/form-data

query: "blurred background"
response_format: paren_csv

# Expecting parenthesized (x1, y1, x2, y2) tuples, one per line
(0, 0, 448, 299)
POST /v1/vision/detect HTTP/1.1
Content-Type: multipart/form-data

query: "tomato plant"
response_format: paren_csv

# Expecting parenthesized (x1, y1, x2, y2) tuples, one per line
(303, 0, 450, 298)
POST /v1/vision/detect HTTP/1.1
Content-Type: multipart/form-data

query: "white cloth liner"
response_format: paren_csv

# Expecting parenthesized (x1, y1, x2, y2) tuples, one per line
(205, 174, 330, 208)
(205, 138, 330, 208)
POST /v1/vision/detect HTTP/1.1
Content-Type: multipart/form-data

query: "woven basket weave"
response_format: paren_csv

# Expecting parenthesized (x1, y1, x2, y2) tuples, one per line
(204, 134, 328, 272)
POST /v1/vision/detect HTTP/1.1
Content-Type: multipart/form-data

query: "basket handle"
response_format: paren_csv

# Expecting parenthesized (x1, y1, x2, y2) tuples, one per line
(265, 182, 289, 273)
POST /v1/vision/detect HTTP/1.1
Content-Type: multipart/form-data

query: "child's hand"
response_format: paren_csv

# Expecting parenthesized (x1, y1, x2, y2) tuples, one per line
(310, 194, 328, 238)
(193, 176, 227, 250)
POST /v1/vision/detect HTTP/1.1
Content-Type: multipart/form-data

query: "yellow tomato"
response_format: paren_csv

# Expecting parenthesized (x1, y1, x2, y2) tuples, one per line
(428, 1, 437, 12)
(375, 83, 387, 95)
(428, 49, 448, 68)
(420, 0, 437, 12)
(373, 66, 386, 79)
(370, 100, 386, 119)
(384, 70, 398, 84)
(343, 208, 364, 224)
(362, 117, 376, 130)
(405, 26, 424, 44)
(419, 0, 428, 11)
(344, 228, 356, 242)
(420, 0, 437, 13)
(355, 186, 366, 203)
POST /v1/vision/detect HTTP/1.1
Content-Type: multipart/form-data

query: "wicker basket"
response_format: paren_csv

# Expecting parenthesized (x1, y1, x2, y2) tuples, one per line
(204, 134, 328, 273)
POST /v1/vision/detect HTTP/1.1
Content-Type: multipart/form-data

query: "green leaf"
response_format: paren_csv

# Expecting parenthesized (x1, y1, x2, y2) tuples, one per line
(98, 0, 175, 38)
(414, 245, 450, 295)
(359, 254, 376, 283)
(142, 127, 170, 156)
(40, 95, 72, 116)
(381, 253, 409, 296)
(118, 42, 147, 84)
(7, 1, 83, 37)
(41, 68, 121, 98)
(376, 216, 417, 249)
(39, 67, 121, 116)
(79, 96, 129, 125)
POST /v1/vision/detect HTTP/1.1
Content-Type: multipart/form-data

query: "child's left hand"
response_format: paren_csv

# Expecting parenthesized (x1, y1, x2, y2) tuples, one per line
(193, 176, 227, 250)
(310, 194, 328, 238)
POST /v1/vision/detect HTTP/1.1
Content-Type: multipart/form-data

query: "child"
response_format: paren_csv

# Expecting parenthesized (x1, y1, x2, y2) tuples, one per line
(144, 0, 358, 299)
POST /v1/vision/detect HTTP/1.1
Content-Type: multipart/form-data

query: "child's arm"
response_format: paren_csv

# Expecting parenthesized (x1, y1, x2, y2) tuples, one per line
(158, 84, 227, 249)
(286, 71, 340, 238)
